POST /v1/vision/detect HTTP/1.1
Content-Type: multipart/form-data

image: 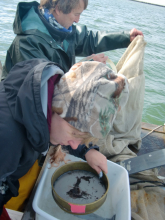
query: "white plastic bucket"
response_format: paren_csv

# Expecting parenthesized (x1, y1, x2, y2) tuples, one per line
(33, 154, 131, 220)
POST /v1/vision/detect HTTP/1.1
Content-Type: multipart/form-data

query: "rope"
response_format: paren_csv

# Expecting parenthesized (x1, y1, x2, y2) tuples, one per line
(142, 123, 165, 139)
(106, 58, 117, 73)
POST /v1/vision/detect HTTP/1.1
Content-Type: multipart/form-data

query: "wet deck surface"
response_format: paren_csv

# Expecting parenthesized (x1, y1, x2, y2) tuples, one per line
(140, 124, 165, 155)
(21, 122, 165, 220)
(140, 122, 165, 177)
(129, 122, 165, 177)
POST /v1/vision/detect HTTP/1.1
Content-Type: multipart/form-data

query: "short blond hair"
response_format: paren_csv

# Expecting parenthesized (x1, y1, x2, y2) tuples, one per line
(49, 114, 98, 167)
(49, 132, 98, 168)
(50, 106, 99, 167)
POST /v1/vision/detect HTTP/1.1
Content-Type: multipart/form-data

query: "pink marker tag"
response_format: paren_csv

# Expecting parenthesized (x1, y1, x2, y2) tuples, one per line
(68, 203, 86, 213)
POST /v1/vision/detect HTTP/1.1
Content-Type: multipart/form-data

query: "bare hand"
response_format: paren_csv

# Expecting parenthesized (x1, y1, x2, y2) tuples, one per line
(130, 28, 144, 42)
(85, 149, 108, 174)
(89, 53, 108, 64)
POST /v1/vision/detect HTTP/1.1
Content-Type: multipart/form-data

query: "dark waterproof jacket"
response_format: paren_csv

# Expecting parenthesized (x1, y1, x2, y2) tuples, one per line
(0, 59, 98, 210)
(2, 1, 130, 80)
(0, 59, 53, 198)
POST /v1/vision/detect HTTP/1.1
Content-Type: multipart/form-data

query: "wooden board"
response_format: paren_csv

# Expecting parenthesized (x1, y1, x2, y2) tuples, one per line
(141, 122, 165, 134)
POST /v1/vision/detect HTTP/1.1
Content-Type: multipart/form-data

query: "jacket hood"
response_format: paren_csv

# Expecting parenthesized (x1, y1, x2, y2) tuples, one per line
(13, 1, 39, 34)
(13, 1, 75, 42)
(3, 59, 60, 153)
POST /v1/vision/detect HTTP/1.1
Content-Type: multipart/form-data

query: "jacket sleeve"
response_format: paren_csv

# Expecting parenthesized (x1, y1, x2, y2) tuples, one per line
(11, 35, 50, 61)
(62, 144, 99, 161)
(2, 35, 50, 80)
(74, 24, 130, 56)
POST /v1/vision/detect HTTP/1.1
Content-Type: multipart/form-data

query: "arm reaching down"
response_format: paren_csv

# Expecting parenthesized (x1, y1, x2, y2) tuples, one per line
(85, 149, 108, 174)
(63, 145, 108, 174)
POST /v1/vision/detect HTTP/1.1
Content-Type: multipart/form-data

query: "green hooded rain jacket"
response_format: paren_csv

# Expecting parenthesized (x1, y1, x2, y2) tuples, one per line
(2, 1, 130, 80)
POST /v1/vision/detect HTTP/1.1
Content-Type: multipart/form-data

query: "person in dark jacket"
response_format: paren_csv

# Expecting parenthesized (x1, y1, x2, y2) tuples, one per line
(0, 58, 128, 215)
(1, 0, 143, 80)
(0, 59, 103, 214)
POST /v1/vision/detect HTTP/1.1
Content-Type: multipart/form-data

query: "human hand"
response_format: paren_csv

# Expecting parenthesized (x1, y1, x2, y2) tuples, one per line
(130, 28, 144, 42)
(85, 149, 108, 174)
(92, 53, 108, 64)
(91, 53, 108, 64)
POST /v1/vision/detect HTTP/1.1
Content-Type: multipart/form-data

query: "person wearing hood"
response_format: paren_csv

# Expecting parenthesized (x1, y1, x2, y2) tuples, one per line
(0, 59, 128, 215)
(1, 0, 143, 80)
